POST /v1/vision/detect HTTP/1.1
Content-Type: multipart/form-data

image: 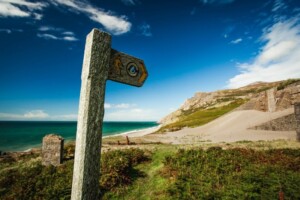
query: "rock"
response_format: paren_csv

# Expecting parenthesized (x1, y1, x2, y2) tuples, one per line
(42, 134, 64, 166)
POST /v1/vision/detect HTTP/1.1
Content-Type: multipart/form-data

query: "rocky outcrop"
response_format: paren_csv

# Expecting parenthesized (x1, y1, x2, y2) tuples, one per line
(250, 114, 297, 131)
(160, 80, 300, 126)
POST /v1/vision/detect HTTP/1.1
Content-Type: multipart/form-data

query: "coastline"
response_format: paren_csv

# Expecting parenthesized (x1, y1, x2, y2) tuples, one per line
(1, 124, 160, 153)
(103, 125, 161, 138)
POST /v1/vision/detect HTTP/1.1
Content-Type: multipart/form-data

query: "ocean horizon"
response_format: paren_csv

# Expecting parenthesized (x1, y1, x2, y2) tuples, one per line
(0, 121, 158, 152)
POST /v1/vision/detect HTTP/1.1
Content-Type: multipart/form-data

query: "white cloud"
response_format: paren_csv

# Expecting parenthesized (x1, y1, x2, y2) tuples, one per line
(37, 26, 78, 41)
(37, 33, 59, 40)
(200, 0, 235, 5)
(51, 0, 131, 35)
(38, 26, 62, 32)
(272, 0, 287, 12)
(0, 28, 23, 34)
(0, 110, 49, 120)
(227, 17, 300, 88)
(62, 31, 74, 35)
(0, 29, 12, 34)
(105, 108, 157, 121)
(230, 38, 242, 44)
(0, 0, 47, 19)
(104, 103, 111, 109)
(52, 114, 78, 120)
(115, 103, 131, 109)
(24, 110, 49, 118)
(104, 103, 136, 109)
(63, 36, 78, 41)
(0, 110, 78, 121)
(121, 0, 136, 6)
(139, 23, 152, 37)
(37, 32, 78, 41)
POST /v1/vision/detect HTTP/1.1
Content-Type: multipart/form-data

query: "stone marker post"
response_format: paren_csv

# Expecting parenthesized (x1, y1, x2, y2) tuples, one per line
(295, 102, 300, 141)
(71, 29, 111, 200)
(42, 134, 64, 166)
(71, 29, 148, 200)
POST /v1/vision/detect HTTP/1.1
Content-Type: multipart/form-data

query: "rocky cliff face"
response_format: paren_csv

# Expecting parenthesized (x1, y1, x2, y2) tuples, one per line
(160, 80, 300, 126)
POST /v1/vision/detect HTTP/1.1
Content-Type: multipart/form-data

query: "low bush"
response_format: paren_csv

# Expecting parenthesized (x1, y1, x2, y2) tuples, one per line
(277, 79, 300, 90)
(162, 147, 300, 199)
(0, 148, 149, 200)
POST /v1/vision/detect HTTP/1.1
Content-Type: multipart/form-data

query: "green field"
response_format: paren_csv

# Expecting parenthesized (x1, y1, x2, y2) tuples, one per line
(1, 141, 300, 200)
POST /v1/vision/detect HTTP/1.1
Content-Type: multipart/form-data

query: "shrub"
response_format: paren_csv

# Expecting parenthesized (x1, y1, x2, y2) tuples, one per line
(162, 148, 300, 199)
(0, 148, 149, 200)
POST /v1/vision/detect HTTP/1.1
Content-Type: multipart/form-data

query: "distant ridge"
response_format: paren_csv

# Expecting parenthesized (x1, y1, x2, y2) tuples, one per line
(158, 78, 300, 133)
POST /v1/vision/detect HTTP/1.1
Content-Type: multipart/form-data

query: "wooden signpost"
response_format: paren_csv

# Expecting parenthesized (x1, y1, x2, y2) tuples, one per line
(71, 29, 148, 200)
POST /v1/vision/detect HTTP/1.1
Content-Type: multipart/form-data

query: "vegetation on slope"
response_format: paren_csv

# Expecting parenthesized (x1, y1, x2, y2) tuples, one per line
(157, 98, 247, 133)
(277, 78, 300, 90)
(162, 147, 300, 199)
(1, 142, 300, 200)
(0, 147, 149, 200)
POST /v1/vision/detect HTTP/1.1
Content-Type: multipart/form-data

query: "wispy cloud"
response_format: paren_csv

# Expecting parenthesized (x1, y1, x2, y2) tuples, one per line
(272, 0, 287, 12)
(38, 26, 63, 32)
(0, 29, 12, 34)
(230, 38, 242, 44)
(139, 23, 152, 37)
(121, 0, 137, 6)
(0, 0, 47, 19)
(190, 7, 197, 15)
(37, 26, 78, 41)
(115, 103, 133, 109)
(105, 108, 157, 121)
(37, 33, 78, 41)
(62, 31, 75, 36)
(62, 36, 78, 41)
(0, 110, 49, 120)
(227, 17, 300, 88)
(37, 33, 59, 40)
(52, 114, 77, 120)
(0, 110, 78, 121)
(51, 0, 131, 35)
(104, 103, 136, 109)
(222, 25, 235, 39)
(199, 0, 235, 5)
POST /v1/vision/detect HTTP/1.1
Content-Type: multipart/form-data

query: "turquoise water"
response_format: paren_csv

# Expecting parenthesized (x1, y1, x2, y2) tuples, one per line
(0, 121, 158, 151)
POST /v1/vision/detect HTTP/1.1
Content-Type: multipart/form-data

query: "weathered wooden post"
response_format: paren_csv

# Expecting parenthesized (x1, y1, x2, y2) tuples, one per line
(71, 29, 148, 200)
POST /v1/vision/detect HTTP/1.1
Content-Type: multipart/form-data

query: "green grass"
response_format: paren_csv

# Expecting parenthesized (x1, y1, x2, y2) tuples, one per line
(162, 147, 300, 199)
(0, 148, 150, 200)
(104, 146, 176, 200)
(223, 86, 274, 98)
(277, 79, 300, 90)
(1, 144, 300, 200)
(157, 99, 246, 133)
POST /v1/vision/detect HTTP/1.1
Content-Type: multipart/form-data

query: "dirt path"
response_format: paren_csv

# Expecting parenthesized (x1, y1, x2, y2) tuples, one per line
(143, 108, 296, 144)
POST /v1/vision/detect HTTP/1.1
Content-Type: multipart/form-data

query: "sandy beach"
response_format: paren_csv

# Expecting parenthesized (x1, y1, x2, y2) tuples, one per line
(122, 108, 297, 144)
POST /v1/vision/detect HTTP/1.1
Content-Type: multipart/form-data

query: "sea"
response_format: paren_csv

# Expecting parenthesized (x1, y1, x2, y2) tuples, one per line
(0, 121, 158, 152)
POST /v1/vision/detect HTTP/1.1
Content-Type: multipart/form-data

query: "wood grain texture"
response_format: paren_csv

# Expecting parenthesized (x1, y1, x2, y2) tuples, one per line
(108, 49, 148, 87)
(71, 29, 111, 200)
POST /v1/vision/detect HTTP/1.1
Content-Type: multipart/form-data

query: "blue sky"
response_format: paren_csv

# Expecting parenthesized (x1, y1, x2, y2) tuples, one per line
(0, 0, 300, 121)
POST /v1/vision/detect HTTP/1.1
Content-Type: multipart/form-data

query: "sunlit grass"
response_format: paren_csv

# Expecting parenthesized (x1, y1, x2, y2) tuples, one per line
(157, 99, 246, 133)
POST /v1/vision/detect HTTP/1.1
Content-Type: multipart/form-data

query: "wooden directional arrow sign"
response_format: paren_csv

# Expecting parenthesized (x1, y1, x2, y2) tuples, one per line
(108, 49, 148, 87)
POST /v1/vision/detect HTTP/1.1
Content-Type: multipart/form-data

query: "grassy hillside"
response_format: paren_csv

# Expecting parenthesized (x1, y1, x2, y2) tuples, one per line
(1, 141, 300, 199)
(157, 98, 246, 133)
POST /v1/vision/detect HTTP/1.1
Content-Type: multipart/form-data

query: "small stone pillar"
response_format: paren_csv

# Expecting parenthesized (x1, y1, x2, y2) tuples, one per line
(42, 134, 64, 166)
(295, 102, 300, 141)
